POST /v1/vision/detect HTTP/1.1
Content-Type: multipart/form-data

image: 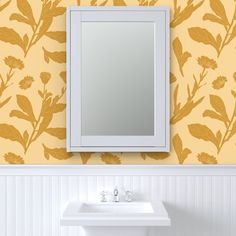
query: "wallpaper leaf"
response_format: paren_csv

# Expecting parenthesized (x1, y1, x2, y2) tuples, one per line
(0, 97, 11, 109)
(16, 0, 36, 27)
(101, 153, 121, 164)
(173, 37, 191, 76)
(0, 124, 25, 149)
(197, 92, 236, 154)
(59, 71, 66, 83)
(10, 13, 32, 26)
(171, 0, 204, 28)
(0, 0, 11, 12)
(45, 128, 66, 139)
(140, 152, 169, 160)
(16, 95, 36, 124)
(188, 27, 219, 54)
(10, 110, 33, 123)
(209, 0, 229, 26)
(173, 134, 191, 164)
(113, 0, 126, 6)
(43, 144, 72, 160)
(45, 31, 66, 43)
(170, 73, 177, 84)
(4, 152, 24, 164)
(203, 13, 226, 26)
(90, 0, 109, 6)
(43, 47, 66, 63)
(197, 152, 218, 164)
(138, 0, 158, 6)
(202, 110, 226, 124)
(209, 95, 229, 123)
(188, 123, 219, 149)
(196, 0, 236, 57)
(0, 27, 25, 52)
(80, 153, 94, 164)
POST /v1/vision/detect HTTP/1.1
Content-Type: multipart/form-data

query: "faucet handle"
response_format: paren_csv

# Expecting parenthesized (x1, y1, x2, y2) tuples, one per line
(125, 190, 133, 202)
(100, 191, 108, 202)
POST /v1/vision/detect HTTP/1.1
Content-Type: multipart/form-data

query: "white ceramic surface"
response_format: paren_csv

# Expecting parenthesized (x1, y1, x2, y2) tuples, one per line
(61, 201, 170, 236)
(61, 201, 170, 227)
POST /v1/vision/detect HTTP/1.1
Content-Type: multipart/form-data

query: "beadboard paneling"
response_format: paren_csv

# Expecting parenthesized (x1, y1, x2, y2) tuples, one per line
(0, 166, 235, 236)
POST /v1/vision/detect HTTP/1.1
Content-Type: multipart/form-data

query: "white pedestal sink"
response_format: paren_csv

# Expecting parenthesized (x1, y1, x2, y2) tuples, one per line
(61, 201, 170, 236)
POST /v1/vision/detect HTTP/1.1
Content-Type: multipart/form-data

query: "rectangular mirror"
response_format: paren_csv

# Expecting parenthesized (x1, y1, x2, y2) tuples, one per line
(67, 7, 170, 152)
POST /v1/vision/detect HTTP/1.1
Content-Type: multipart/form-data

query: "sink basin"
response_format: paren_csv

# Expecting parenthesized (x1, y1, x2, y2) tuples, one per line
(61, 201, 170, 227)
(79, 202, 154, 214)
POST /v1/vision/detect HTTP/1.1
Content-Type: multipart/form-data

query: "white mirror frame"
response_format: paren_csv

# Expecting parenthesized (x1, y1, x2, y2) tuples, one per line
(67, 7, 170, 152)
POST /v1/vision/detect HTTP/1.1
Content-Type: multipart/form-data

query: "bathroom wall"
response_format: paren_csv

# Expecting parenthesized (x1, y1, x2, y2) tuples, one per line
(0, 165, 235, 236)
(0, 0, 236, 164)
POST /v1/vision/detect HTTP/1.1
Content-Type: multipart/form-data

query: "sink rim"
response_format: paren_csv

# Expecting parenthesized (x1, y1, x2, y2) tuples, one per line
(61, 201, 171, 227)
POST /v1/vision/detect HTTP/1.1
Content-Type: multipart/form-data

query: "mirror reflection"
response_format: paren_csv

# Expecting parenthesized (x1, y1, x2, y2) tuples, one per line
(81, 22, 155, 136)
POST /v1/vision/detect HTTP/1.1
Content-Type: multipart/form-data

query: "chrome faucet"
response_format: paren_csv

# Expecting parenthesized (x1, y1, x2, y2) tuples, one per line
(100, 191, 108, 202)
(113, 187, 119, 202)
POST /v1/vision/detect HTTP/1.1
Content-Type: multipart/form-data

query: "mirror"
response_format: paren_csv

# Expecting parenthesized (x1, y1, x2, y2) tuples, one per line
(67, 7, 170, 152)
(81, 22, 154, 136)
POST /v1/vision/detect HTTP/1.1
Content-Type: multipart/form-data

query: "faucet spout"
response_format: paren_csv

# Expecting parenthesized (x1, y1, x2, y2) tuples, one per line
(113, 188, 119, 202)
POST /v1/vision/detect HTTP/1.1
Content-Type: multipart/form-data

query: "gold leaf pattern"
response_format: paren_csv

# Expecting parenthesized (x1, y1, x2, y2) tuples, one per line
(188, 123, 219, 149)
(188, 27, 219, 53)
(0, 27, 25, 52)
(197, 0, 236, 57)
(4, 152, 24, 164)
(101, 153, 121, 164)
(171, 56, 216, 124)
(113, 0, 126, 6)
(209, 95, 229, 122)
(171, 0, 204, 28)
(43, 47, 66, 63)
(141, 152, 169, 160)
(173, 134, 191, 164)
(45, 31, 66, 43)
(0, 124, 25, 149)
(80, 153, 94, 164)
(16, 0, 36, 27)
(0, 0, 11, 12)
(16, 95, 36, 122)
(43, 144, 72, 160)
(197, 152, 218, 164)
(173, 37, 191, 76)
(209, 0, 229, 26)
(45, 128, 66, 139)
(0, 0, 236, 164)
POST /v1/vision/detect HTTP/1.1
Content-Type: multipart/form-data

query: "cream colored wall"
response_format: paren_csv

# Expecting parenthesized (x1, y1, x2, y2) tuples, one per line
(0, 0, 235, 164)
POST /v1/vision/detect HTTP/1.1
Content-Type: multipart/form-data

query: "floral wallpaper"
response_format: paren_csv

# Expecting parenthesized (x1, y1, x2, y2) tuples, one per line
(0, 0, 236, 164)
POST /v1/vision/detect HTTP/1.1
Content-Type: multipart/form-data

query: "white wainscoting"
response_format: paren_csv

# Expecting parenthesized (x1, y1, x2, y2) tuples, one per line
(0, 165, 235, 236)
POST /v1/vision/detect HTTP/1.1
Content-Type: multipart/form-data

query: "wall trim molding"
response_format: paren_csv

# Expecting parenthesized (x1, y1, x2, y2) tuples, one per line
(0, 165, 236, 176)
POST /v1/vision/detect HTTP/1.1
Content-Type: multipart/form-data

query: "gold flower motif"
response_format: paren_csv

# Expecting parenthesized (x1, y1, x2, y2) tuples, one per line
(212, 76, 227, 89)
(40, 72, 51, 84)
(197, 56, 217, 70)
(4, 56, 24, 70)
(4, 152, 24, 164)
(19, 76, 34, 89)
(60, 71, 66, 83)
(197, 152, 217, 164)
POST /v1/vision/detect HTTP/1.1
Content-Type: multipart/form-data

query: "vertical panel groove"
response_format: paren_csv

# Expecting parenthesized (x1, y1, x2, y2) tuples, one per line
(0, 173, 235, 236)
